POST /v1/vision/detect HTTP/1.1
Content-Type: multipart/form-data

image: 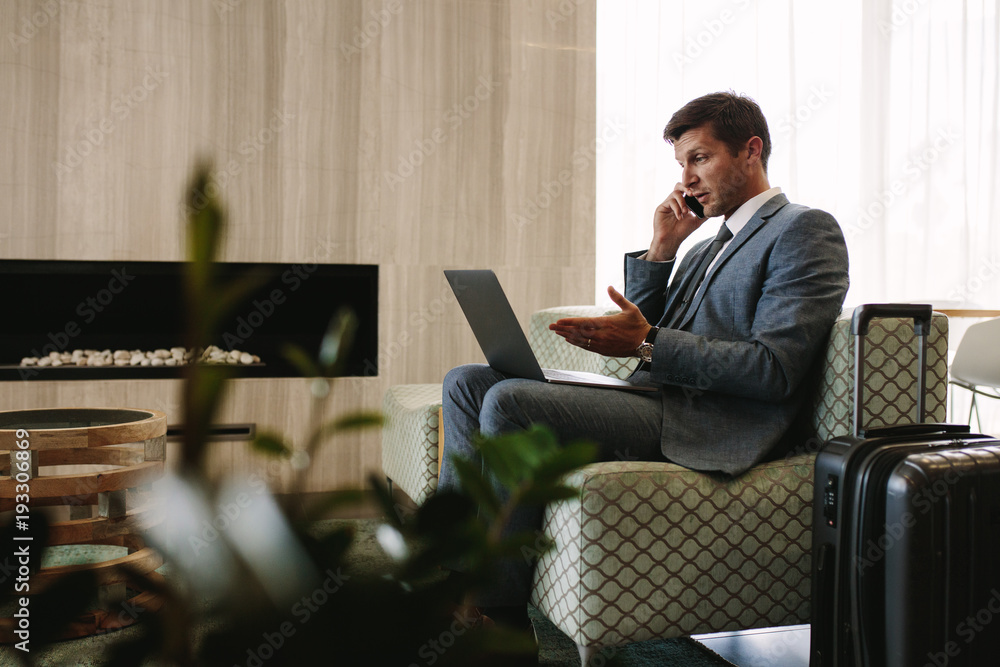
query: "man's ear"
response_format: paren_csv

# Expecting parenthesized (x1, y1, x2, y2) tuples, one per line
(746, 136, 764, 165)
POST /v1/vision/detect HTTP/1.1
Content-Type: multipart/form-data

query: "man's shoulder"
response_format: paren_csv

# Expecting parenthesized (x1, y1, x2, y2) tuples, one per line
(764, 198, 840, 232)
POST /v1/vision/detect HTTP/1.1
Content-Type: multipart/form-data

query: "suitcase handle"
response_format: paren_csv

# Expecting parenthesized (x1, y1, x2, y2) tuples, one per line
(862, 422, 970, 438)
(852, 304, 934, 438)
(851, 303, 933, 336)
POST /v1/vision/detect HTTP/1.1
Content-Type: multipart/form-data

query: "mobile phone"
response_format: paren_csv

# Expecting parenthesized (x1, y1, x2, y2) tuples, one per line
(684, 194, 705, 219)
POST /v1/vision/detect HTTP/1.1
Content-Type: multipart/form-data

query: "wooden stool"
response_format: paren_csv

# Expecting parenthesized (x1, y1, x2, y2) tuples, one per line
(0, 408, 167, 640)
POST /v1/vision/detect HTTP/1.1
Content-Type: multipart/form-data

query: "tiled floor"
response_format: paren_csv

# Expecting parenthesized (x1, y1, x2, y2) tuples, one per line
(694, 625, 811, 667)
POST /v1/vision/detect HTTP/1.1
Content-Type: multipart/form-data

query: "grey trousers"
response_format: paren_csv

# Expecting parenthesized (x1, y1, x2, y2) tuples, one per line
(437, 363, 665, 607)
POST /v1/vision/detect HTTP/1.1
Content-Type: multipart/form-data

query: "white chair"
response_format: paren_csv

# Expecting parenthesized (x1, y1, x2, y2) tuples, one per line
(949, 317, 1000, 430)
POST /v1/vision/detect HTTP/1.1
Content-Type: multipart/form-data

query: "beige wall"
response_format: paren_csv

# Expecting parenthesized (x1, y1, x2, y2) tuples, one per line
(0, 0, 596, 491)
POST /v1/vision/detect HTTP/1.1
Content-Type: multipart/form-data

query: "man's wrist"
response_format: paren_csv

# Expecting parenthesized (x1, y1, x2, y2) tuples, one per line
(635, 326, 659, 362)
(645, 240, 680, 262)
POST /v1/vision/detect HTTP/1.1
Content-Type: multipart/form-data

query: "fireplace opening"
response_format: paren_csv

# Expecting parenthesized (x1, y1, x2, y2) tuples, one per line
(1, 260, 378, 381)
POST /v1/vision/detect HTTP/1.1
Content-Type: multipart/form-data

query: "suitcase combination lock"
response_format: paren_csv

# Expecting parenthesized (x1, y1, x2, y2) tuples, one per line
(823, 474, 839, 527)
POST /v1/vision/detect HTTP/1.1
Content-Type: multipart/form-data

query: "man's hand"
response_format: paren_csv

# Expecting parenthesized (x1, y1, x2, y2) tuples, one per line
(548, 286, 651, 357)
(647, 183, 708, 262)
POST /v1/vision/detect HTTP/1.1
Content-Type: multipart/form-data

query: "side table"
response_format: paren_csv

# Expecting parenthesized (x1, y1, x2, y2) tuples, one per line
(0, 408, 167, 640)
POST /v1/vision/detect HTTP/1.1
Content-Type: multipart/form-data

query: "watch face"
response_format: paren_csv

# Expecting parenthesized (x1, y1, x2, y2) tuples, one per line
(638, 342, 653, 363)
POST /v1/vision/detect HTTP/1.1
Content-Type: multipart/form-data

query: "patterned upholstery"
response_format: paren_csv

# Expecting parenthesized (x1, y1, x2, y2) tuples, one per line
(529, 310, 950, 652)
(531, 456, 815, 647)
(380, 306, 950, 658)
(528, 306, 640, 380)
(381, 384, 442, 505)
(808, 312, 950, 441)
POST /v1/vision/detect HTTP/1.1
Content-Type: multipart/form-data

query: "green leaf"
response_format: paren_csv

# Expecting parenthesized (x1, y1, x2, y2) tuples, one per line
(303, 412, 384, 453)
(282, 343, 320, 378)
(368, 473, 403, 528)
(315, 525, 356, 565)
(182, 364, 234, 467)
(252, 433, 292, 458)
(330, 412, 384, 431)
(532, 441, 597, 483)
(492, 531, 553, 560)
(475, 430, 546, 490)
(319, 307, 359, 373)
(450, 456, 501, 519)
(31, 570, 100, 642)
(519, 483, 583, 507)
(212, 270, 273, 328)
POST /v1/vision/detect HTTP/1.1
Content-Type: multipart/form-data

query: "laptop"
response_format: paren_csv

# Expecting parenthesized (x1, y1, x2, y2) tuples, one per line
(444, 270, 658, 392)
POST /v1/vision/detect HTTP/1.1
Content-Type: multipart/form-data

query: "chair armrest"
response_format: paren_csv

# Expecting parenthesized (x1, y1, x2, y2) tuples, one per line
(529, 306, 639, 380)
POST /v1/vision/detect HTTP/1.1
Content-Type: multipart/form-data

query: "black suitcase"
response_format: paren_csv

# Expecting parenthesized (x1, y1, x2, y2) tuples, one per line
(810, 304, 1000, 667)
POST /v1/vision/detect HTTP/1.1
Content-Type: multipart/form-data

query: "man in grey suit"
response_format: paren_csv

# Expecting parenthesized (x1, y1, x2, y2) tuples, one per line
(438, 92, 849, 631)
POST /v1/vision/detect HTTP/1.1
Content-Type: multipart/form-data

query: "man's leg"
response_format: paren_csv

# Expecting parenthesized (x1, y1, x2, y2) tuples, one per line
(437, 364, 664, 609)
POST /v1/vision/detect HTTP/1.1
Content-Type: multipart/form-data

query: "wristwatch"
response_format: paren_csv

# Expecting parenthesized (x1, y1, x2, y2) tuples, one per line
(635, 326, 659, 363)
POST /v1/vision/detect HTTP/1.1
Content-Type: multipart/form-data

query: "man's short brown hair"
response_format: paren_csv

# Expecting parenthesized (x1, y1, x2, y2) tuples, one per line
(664, 91, 772, 172)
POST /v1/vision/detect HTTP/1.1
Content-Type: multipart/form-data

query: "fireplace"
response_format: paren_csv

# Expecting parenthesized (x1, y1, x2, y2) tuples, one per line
(1, 260, 378, 381)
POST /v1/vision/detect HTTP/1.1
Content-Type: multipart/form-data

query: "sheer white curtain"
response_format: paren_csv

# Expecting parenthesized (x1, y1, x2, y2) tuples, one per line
(596, 0, 999, 310)
(596, 0, 1000, 428)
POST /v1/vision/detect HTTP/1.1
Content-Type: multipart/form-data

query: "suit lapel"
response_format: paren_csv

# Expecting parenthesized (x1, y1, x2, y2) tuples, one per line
(657, 238, 712, 327)
(674, 194, 790, 330)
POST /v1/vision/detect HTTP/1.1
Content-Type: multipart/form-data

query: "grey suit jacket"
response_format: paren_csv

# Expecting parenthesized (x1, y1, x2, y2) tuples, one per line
(625, 193, 849, 475)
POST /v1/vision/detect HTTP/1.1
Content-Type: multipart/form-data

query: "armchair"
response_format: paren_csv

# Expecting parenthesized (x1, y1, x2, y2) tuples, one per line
(381, 306, 950, 664)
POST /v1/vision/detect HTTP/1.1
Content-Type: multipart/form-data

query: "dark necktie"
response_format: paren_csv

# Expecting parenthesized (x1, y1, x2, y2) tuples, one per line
(665, 223, 733, 328)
